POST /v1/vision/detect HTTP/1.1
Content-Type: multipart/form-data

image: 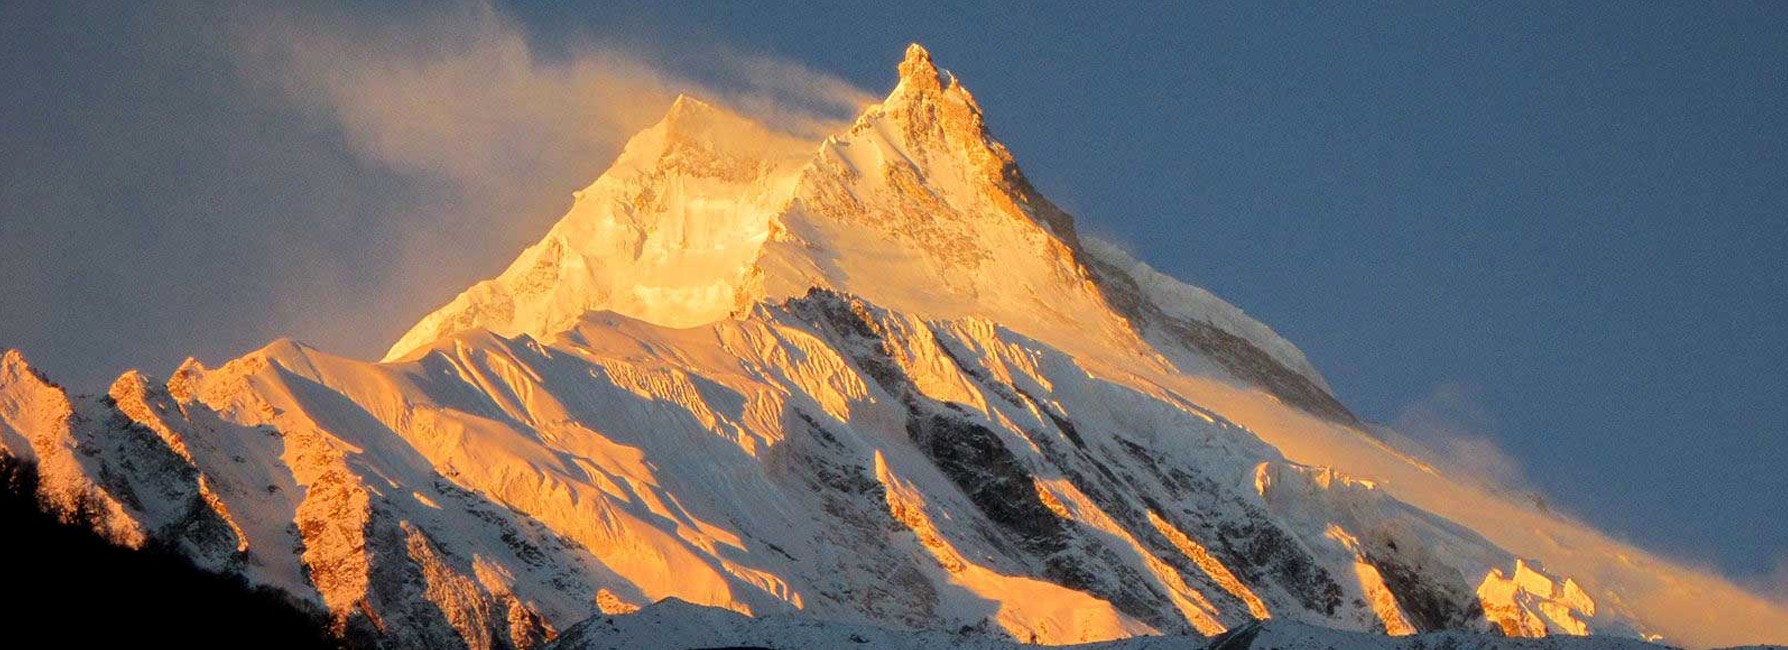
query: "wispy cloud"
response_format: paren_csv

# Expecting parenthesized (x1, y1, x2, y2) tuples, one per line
(226, 1, 874, 355)
(1391, 382, 1531, 492)
(235, 2, 870, 192)
(1754, 554, 1788, 606)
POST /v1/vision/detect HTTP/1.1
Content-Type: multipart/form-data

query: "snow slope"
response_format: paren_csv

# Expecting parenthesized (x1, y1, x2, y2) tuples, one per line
(3, 44, 1785, 650)
(543, 598, 1700, 650)
(384, 96, 814, 361)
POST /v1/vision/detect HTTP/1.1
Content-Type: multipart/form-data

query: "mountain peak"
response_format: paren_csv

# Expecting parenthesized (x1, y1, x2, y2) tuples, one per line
(382, 93, 809, 362)
(888, 42, 967, 107)
(871, 43, 990, 156)
(902, 42, 932, 64)
(662, 93, 717, 126)
(0, 349, 50, 386)
(651, 93, 753, 146)
(580, 92, 809, 192)
(897, 43, 942, 90)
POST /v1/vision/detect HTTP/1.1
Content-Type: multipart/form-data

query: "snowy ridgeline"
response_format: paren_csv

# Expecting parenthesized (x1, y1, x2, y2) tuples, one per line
(547, 598, 1734, 650)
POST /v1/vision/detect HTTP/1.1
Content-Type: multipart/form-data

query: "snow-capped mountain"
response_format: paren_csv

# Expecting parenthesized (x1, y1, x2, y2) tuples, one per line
(3, 45, 1784, 650)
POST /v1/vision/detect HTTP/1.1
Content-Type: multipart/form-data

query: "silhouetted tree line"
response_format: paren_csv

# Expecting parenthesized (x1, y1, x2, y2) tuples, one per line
(0, 454, 339, 649)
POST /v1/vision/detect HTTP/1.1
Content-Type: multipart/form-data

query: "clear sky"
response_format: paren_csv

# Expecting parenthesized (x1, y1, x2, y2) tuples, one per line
(2, 2, 1783, 596)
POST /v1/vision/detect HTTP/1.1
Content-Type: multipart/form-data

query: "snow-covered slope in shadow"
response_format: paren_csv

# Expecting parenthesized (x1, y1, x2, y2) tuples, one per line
(542, 598, 1705, 650)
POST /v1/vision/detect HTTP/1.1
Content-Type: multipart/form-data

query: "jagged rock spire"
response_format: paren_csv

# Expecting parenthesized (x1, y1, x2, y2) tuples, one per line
(896, 43, 944, 93)
(886, 42, 975, 112)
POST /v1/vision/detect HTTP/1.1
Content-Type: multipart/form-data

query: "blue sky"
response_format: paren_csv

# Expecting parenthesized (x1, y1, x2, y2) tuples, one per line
(1, 2, 1783, 593)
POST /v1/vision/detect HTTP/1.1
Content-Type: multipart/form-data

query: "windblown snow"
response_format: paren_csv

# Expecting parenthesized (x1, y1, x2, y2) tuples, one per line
(3, 44, 1784, 650)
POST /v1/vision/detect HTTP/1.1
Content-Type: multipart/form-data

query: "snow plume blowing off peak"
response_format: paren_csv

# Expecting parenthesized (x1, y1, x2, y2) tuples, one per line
(381, 93, 815, 361)
(6, 41, 1788, 650)
(230, 1, 874, 364)
(384, 40, 1108, 364)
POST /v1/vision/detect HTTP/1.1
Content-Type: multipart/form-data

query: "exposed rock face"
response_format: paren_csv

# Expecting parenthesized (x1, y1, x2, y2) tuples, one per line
(3, 44, 1784, 650)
